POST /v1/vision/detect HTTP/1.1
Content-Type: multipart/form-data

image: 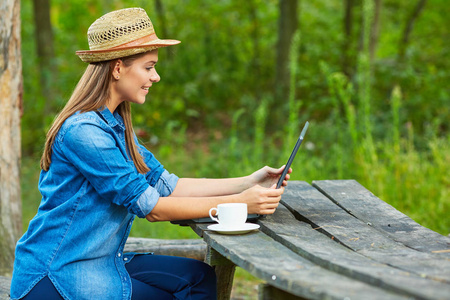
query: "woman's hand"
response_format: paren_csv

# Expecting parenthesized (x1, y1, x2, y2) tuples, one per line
(249, 165, 292, 188)
(239, 184, 284, 215)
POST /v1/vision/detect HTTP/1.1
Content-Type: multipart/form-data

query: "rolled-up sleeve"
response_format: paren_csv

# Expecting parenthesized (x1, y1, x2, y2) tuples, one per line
(138, 143, 178, 194)
(133, 186, 161, 218)
(59, 120, 159, 217)
(155, 170, 179, 197)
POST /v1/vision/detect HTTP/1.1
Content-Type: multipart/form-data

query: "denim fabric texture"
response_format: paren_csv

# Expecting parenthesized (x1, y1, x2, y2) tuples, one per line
(11, 108, 179, 300)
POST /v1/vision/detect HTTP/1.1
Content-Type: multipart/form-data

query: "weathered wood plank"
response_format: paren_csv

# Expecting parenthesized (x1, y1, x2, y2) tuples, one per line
(196, 224, 410, 300)
(0, 276, 11, 300)
(258, 204, 450, 300)
(124, 237, 206, 260)
(258, 283, 307, 300)
(312, 180, 450, 257)
(281, 181, 450, 284)
(189, 223, 206, 238)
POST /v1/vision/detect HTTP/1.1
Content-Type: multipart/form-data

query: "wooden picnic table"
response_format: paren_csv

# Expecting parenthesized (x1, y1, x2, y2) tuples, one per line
(1, 179, 449, 299)
(189, 180, 450, 300)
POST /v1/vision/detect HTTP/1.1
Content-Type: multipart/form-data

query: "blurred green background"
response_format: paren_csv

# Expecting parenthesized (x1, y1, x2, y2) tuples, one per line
(19, 1, 449, 297)
(21, 0, 449, 240)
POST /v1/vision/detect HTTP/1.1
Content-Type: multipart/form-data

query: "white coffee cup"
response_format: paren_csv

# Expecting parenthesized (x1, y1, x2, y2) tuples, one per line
(209, 203, 248, 228)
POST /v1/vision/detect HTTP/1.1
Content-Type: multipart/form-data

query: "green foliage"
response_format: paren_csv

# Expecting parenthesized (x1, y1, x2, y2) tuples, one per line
(20, 1, 449, 239)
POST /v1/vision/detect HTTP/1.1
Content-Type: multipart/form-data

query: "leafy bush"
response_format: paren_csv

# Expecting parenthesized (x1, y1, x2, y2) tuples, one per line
(20, 0, 449, 235)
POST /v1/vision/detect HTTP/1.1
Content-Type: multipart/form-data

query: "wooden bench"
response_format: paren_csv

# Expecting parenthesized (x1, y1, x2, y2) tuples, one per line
(0, 237, 206, 299)
(189, 180, 450, 300)
(0, 277, 10, 300)
(123, 237, 206, 260)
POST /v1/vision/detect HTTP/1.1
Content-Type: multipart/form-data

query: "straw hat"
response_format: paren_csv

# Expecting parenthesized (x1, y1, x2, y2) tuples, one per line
(76, 8, 180, 63)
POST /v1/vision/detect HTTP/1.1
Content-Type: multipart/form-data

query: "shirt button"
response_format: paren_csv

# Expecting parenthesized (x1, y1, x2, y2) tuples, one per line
(124, 257, 128, 261)
(117, 253, 122, 257)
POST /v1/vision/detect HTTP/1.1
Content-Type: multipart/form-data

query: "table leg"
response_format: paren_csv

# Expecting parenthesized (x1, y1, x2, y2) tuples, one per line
(205, 246, 236, 300)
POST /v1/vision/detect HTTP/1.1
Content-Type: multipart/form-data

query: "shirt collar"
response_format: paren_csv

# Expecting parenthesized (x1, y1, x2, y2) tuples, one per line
(98, 106, 125, 130)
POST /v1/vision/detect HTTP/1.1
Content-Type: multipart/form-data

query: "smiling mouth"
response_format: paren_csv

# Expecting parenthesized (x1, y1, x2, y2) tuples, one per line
(142, 87, 150, 91)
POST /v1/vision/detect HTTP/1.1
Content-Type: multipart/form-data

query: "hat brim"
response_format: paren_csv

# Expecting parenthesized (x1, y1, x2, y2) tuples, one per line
(76, 39, 181, 63)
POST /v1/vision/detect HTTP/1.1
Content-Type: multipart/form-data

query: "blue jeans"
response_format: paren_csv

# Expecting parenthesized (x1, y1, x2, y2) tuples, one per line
(21, 255, 217, 299)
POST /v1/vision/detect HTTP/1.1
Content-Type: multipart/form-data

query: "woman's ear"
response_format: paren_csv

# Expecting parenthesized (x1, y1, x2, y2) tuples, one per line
(111, 59, 123, 80)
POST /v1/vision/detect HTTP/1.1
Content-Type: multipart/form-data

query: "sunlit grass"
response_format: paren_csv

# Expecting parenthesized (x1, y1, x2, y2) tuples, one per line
(21, 131, 450, 237)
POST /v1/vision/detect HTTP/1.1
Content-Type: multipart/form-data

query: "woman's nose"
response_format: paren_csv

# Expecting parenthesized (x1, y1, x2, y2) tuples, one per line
(150, 69, 160, 82)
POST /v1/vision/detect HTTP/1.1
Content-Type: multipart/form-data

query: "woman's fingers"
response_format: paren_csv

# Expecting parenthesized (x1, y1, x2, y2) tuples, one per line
(243, 185, 283, 214)
(280, 168, 292, 187)
(264, 185, 284, 196)
(258, 201, 281, 214)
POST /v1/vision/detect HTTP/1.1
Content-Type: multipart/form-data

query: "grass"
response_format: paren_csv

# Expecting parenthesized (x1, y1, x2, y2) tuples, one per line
(20, 129, 449, 299)
(20, 68, 449, 300)
(20, 57, 450, 294)
(20, 72, 449, 298)
(19, 11, 449, 293)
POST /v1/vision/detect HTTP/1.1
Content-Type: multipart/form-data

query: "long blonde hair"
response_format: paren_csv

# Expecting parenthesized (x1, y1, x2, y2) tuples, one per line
(40, 56, 150, 174)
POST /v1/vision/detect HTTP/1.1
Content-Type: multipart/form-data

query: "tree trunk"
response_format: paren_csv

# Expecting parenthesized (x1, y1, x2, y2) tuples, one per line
(397, 0, 427, 64)
(369, 0, 382, 62)
(154, 0, 172, 60)
(342, 0, 355, 77)
(0, 0, 23, 276)
(274, 0, 299, 109)
(247, 0, 262, 101)
(32, 0, 55, 110)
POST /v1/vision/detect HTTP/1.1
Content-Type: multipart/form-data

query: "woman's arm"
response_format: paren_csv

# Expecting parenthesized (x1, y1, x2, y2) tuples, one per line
(169, 166, 291, 197)
(169, 177, 251, 197)
(146, 184, 284, 222)
(146, 165, 291, 222)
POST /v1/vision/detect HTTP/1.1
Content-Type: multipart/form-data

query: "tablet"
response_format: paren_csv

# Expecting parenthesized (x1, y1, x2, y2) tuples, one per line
(276, 121, 309, 189)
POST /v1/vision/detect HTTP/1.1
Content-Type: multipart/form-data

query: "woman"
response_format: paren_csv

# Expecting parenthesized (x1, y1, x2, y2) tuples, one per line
(11, 8, 289, 300)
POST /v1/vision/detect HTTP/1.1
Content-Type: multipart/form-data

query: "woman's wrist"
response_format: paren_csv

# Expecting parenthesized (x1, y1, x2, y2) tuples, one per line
(242, 174, 256, 191)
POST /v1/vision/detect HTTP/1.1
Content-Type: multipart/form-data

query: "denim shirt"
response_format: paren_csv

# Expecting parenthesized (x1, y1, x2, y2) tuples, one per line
(10, 108, 178, 300)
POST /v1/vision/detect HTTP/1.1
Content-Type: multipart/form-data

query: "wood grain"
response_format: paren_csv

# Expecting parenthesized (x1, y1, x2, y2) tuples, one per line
(124, 237, 206, 260)
(0, 0, 22, 276)
(281, 181, 450, 283)
(259, 203, 450, 299)
(197, 224, 409, 300)
(312, 180, 450, 257)
(0, 276, 11, 300)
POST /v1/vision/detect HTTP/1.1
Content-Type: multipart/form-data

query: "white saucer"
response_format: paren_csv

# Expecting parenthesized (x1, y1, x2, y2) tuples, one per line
(207, 223, 260, 235)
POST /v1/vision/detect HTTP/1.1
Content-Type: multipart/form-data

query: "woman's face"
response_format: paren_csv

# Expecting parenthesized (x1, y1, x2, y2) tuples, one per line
(110, 50, 160, 109)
